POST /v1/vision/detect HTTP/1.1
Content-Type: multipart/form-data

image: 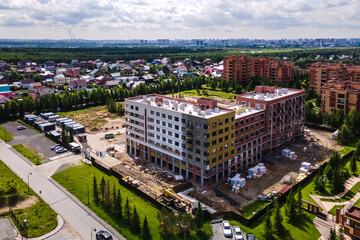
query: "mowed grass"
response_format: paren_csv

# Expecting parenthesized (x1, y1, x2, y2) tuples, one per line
(52, 163, 161, 240)
(229, 206, 320, 240)
(241, 199, 270, 219)
(0, 160, 57, 237)
(321, 182, 360, 203)
(52, 163, 212, 240)
(177, 87, 236, 100)
(328, 205, 345, 216)
(0, 125, 14, 142)
(339, 146, 356, 157)
(13, 144, 43, 165)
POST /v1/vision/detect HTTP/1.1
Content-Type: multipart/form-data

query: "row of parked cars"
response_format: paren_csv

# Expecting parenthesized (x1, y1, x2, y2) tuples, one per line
(222, 221, 256, 240)
(51, 144, 67, 154)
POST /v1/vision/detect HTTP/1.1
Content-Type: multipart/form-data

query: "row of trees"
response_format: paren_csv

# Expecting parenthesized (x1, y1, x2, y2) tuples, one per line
(93, 176, 151, 239)
(0, 180, 21, 208)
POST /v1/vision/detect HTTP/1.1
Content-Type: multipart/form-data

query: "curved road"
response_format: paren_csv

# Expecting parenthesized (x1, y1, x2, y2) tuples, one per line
(0, 141, 125, 240)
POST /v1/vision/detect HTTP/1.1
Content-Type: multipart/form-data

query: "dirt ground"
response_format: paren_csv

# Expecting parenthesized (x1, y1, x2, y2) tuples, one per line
(189, 128, 342, 214)
(0, 196, 38, 214)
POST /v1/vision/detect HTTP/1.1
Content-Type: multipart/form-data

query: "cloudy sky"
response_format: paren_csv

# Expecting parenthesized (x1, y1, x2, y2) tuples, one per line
(0, 0, 359, 40)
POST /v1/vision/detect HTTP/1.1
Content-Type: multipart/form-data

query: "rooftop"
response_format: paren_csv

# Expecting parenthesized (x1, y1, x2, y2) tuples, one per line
(227, 105, 265, 119)
(130, 95, 232, 119)
(240, 87, 301, 102)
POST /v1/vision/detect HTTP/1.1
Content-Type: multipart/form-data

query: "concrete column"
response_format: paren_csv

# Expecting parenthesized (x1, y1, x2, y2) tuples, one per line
(179, 159, 182, 175)
(222, 162, 225, 179)
(186, 162, 189, 179)
(160, 152, 163, 167)
(201, 168, 204, 187)
(172, 156, 175, 173)
(216, 165, 219, 183)
(155, 151, 158, 165)
(134, 142, 137, 157)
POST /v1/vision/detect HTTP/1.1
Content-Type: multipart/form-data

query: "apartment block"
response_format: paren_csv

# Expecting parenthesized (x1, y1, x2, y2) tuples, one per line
(309, 62, 360, 95)
(125, 95, 236, 186)
(125, 86, 305, 186)
(236, 86, 305, 154)
(320, 81, 360, 114)
(223, 55, 294, 83)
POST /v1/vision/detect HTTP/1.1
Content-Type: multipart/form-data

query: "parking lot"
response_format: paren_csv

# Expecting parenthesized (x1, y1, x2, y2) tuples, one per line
(211, 220, 247, 240)
(2, 122, 60, 159)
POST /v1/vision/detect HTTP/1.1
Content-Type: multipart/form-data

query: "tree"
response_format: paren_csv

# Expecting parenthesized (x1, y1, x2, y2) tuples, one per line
(100, 176, 106, 202)
(193, 202, 204, 230)
(115, 189, 122, 219)
(61, 124, 69, 146)
(68, 128, 74, 143)
(337, 225, 345, 240)
(6, 180, 19, 207)
(124, 198, 131, 224)
(297, 186, 303, 216)
(314, 173, 326, 192)
(328, 227, 336, 240)
(131, 205, 141, 234)
(351, 152, 358, 176)
(142, 216, 151, 240)
(103, 179, 111, 208)
(93, 176, 99, 203)
(272, 199, 283, 235)
(263, 208, 273, 239)
(285, 189, 297, 223)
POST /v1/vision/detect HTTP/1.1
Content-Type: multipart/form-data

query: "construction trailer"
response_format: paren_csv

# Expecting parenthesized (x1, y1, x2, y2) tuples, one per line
(40, 112, 54, 120)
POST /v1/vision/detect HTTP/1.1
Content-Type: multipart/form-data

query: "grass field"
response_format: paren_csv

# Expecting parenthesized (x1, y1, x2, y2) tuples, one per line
(339, 146, 356, 157)
(13, 144, 43, 165)
(321, 182, 360, 203)
(228, 206, 320, 240)
(57, 105, 110, 128)
(0, 160, 57, 237)
(242, 200, 270, 219)
(328, 205, 345, 216)
(0, 125, 14, 142)
(176, 87, 236, 100)
(52, 163, 212, 240)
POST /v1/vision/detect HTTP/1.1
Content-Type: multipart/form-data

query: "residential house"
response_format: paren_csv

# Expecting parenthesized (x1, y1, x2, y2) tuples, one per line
(0, 84, 16, 99)
(66, 68, 80, 78)
(336, 205, 360, 238)
(0, 95, 11, 104)
(89, 69, 103, 77)
(0, 60, 11, 71)
(0, 76, 10, 84)
(105, 80, 119, 89)
(116, 60, 126, 69)
(35, 86, 54, 96)
(71, 60, 79, 66)
(142, 66, 150, 72)
(176, 65, 188, 73)
(53, 74, 66, 86)
(141, 74, 154, 83)
(19, 79, 34, 89)
(45, 61, 55, 72)
(39, 71, 54, 81)
(69, 79, 87, 91)
(56, 68, 67, 75)
(114, 76, 139, 83)
(109, 63, 119, 71)
(80, 75, 94, 83)
(28, 82, 43, 92)
(111, 73, 121, 79)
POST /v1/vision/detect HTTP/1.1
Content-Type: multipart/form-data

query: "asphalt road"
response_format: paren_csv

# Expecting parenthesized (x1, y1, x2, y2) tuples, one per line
(0, 141, 125, 240)
(0, 217, 17, 240)
(212, 221, 246, 240)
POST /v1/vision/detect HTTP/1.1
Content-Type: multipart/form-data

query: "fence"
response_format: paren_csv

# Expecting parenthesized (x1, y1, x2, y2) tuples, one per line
(9, 209, 26, 237)
(305, 122, 337, 132)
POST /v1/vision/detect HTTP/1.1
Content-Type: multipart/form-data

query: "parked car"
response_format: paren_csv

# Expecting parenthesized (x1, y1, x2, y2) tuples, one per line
(96, 230, 113, 240)
(246, 233, 256, 240)
(162, 171, 174, 181)
(55, 147, 67, 154)
(17, 126, 26, 130)
(53, 145, 62, 151)
(222, 220, 232, 238)
(51, 144, 60, 150)
(234, 226, 243, 240)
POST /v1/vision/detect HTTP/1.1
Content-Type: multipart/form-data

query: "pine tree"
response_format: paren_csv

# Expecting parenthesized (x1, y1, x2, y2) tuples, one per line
(125, 198, 131, 224)
(131, 205, 141, 234)
(115, 189, 122, 219)
(194, 202, 204, 230)
(100, 176, 106, 202)
(297, 186, 303, 216)
(104, 179, 111, 208)
(263, 208, 273, 239)
(112, 184, 116, 212)
(69, 128, 74, 143)
(93, 176, 99, 203)
(285, 189, 297, 223)
(351, 152, 358, 176)
(328, 228, 336, 240)
(141, 216, 151, 240)
(273, 200, 283, 235)
(337, 225, 345, 240)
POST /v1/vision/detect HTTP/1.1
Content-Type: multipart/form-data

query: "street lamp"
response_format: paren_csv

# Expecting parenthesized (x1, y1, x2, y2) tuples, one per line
(84, 184, 89, 205)
(23, 219, 27, 239)
(91, 227, 97, 240)
(27, 172, 32, 195)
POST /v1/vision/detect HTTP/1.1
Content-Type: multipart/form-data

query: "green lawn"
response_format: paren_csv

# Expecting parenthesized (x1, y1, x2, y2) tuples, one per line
(52, 163, 212, 240)
(328, 205, 345, 216)
(0, 125, 14, 142)
(354, 197, 360, 207)
(176, 87, 236, 100)
(241, 200, 270, 219)
(13, 144, 43, 165)
(321, 182, 360, 203)
(228, 206, 320, 240)
(0, 160, 57, 237)
(339, 146, 356, 157)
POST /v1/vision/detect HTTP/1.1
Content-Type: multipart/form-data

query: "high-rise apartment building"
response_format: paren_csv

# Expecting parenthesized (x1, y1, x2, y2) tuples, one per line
(320, 81, 360, 114)
(125, 86, 305, 186)
(223, 55, 294, 83)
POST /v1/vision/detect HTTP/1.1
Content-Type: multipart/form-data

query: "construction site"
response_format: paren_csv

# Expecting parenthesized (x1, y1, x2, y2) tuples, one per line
(75, 105, 341, 216)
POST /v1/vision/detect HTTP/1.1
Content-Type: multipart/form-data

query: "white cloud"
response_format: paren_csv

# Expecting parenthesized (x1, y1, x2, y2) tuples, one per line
(0, 0, 359, 39)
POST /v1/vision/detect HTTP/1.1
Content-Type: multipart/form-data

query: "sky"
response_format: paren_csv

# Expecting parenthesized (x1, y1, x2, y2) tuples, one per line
(0, 0, 359, 40)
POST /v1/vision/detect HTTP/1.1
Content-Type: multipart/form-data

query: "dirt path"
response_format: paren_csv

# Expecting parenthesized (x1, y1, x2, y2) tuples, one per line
(0, 195, 38, 214)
